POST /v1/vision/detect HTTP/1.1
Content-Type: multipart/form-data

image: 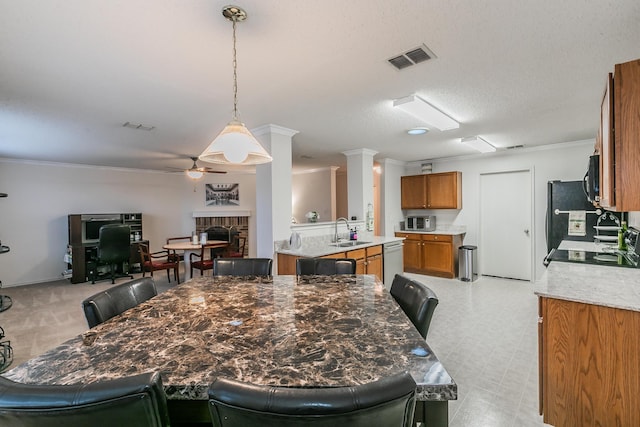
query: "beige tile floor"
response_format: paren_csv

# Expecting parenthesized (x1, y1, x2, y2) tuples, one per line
(1, 271, 549, 426)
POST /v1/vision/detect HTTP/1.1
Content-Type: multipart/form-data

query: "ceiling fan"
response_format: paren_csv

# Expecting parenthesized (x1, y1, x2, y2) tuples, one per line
(183, 157, 227, 179)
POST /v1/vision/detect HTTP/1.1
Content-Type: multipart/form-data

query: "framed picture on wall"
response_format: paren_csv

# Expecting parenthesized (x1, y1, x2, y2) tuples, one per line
(205, 183, 240, 206)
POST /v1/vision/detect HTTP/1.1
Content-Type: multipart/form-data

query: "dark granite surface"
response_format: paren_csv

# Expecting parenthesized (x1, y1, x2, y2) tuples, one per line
(3, 275, 456, 401)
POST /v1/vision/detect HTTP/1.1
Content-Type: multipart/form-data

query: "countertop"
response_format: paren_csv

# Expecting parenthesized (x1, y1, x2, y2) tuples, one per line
(276, 235, 404, 258)
(3, 275, 456, 402)
(395, 229, 466, 236)
(534, 260, 640, 312)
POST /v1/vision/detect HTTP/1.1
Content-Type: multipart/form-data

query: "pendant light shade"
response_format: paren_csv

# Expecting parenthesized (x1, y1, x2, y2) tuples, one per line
(200, 120, 271, 165)
(199, 5, 272, 165)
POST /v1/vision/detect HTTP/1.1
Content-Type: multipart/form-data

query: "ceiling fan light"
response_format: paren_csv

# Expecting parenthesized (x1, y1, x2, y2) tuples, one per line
(186, 169, 204, 180)
(200, 121, 272, 165)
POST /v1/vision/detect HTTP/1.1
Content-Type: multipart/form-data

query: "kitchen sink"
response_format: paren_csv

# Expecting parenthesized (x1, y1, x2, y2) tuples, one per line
(329, 241, 372, 248)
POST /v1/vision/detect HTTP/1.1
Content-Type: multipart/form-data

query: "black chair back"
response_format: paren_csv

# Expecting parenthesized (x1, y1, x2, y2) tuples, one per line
(296, 258, 357, 275)
(213, 258, 273, 276)
(82, 277, 157, 328)
(98, 224, 131, 264)
(389, 274, 439, 339)
(0, 372, 170, 427)
(208, 372, 416, 427)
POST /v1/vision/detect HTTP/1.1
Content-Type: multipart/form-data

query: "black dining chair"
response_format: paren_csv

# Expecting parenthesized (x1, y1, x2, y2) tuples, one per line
(90, 224, 134, 284)
(208, 372, 417, 427)
(81, 277, 157, 328)
(0, 372, 170, 427)
(390, 274, 439, 339)
(213, 258, 273, 276)
(296, 258, 357, 275)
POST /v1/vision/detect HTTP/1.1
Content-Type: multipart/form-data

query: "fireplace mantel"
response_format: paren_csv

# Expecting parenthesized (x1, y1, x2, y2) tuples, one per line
(193, 210, 251, 218)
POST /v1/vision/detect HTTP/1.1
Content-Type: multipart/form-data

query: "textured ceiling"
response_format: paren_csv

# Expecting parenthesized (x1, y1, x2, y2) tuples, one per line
(1, 0, 639, 173)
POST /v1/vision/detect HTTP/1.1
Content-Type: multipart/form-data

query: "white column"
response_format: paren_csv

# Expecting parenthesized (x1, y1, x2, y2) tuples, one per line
(379, 158, 407, 236)
(342, 148, 377, 223)
(254, 124, 299, 258)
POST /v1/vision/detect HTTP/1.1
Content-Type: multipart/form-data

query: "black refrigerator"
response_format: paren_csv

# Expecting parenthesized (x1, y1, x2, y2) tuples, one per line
(546, 180, 620, 252)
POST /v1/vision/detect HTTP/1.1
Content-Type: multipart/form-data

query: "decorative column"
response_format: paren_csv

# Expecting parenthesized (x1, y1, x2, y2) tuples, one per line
(254, 125, 299, 258)
(379, 158, 407, 236)
(342, 149, 377, 225)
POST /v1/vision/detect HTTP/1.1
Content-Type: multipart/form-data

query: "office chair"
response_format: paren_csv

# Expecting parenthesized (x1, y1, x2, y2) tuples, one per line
(390, 274, 439, 339)
(0, 371, 170, 427)
(208, 372, 417, 427)
(90, 224, 133, 284)
(296, 258, 357, 275)
(213, 258, 272, 276)
(82, 277, 157, 328)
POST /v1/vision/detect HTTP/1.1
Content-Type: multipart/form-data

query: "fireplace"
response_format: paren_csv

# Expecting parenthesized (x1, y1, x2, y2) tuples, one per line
(194, 211, 250, 257)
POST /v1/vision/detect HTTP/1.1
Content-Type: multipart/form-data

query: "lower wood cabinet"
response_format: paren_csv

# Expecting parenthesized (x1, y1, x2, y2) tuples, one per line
(277, 245, 383, 280)
(539, 297, 640, 427)
(395, 232, 462, 278)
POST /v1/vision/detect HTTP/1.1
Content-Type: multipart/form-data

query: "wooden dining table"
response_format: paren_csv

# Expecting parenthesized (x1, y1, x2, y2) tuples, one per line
(162, 240, 228, 280)
(3, 275, 456, 426)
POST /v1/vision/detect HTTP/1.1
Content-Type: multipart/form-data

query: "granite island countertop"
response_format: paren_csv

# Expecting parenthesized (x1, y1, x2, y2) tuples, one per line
(3, 275, 456, 403)
(534, 261, 640, 312)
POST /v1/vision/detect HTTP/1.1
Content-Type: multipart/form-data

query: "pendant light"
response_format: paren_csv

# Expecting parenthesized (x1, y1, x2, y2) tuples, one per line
(199, 5, 272, 165)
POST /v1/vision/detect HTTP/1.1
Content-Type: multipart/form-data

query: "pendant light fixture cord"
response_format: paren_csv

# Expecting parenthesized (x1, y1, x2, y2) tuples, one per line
(231, 18, 239, 121)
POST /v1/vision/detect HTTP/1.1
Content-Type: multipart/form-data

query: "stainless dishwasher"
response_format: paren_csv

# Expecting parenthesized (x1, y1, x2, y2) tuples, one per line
(383, 241, 404, 290)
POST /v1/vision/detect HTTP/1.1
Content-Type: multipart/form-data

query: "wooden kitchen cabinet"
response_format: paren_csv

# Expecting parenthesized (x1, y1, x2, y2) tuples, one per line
(539, 296, 640, 427)
(395, 232, 462, 278)
(422, 234, 453, 276)
(346, 245, 383, 280)
(598, 58, 640, 211)
(401, 175, 428, 209)
(401, 172, 462, 209)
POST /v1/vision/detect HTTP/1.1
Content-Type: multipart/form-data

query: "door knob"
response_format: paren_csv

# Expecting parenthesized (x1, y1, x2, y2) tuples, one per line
(524, 229, 530, 235)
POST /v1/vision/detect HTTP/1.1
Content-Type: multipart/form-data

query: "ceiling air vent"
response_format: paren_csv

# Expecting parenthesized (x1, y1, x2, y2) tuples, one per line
(388, 44, 436, 70)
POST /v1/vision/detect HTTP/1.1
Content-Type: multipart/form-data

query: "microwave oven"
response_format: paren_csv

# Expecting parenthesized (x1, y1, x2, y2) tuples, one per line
(586, 154, 600, 203)
(406, 216, 436, 231)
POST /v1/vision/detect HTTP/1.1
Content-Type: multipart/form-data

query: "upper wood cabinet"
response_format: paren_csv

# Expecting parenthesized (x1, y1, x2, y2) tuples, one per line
(598, 58, 640, 211)
(401, 172, 462, 209)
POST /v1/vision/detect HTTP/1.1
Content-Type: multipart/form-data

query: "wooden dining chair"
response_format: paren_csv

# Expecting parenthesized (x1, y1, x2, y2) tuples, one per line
(138, 243, 179, 283)
(224, 236, 246, 258)
(165, 236, 191, 263)
(190, 244, 215, 277)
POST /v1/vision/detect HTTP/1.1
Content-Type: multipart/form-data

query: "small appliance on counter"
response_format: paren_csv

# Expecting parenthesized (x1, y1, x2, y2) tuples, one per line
(406, 215, 436, 231)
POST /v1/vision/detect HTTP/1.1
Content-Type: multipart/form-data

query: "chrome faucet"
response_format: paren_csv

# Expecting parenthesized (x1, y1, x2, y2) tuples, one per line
(334, 217, 350, 243)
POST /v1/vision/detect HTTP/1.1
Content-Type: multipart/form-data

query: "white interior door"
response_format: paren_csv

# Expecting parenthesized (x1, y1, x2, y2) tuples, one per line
(479, 170, 532, 281)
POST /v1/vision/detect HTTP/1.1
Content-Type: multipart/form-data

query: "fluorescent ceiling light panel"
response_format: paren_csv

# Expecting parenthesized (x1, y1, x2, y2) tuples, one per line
(461, 136, 496, 153)
(393, 95, 459, 131)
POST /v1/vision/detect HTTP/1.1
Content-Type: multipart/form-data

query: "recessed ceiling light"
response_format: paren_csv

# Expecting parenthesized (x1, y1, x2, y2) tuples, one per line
(407, 128, 428, 135)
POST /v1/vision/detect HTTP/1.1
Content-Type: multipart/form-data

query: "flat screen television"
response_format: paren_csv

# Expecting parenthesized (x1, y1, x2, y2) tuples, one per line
(81, 215, 122, 244)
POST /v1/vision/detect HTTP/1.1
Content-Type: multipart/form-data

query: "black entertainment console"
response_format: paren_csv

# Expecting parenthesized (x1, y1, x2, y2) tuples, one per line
(67, 213, 146, 284)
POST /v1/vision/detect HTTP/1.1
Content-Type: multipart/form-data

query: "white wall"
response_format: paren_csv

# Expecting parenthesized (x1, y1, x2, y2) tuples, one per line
(404, 140, 595, 280)
(0, 159, 257, 286)
(292, 168, 335, 224)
